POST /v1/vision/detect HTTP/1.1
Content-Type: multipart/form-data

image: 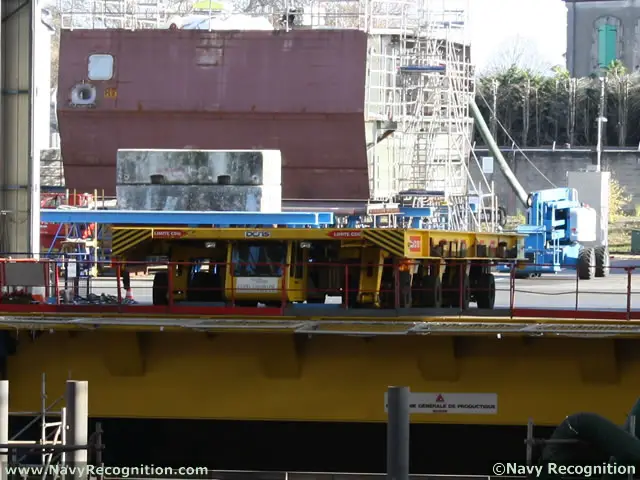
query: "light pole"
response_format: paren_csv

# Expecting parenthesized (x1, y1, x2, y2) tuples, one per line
(596, 116, 608, 172)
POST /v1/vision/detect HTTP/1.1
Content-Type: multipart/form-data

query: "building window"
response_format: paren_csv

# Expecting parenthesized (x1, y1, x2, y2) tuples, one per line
(599, 24, 617, 67)
(88, 54, 114, 81)
(593, 17, 622, 70)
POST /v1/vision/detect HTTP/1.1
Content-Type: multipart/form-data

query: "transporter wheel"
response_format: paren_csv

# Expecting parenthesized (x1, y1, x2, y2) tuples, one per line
(595, 246, 610, 278)
(188, 272, 210, 302)
(578, 247, 595, 280)
(152, 271, 169, 305)
(475, 273, 496, 309)
(448, 273, 470, 310)
(423, 276, 442, 308)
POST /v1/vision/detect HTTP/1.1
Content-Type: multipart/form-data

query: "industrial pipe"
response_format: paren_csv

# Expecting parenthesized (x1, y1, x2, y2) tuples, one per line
(469, 100, 529, 207)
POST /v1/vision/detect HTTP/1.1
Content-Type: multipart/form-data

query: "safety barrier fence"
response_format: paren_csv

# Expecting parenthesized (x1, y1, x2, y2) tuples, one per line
(0, 258, 637, 320)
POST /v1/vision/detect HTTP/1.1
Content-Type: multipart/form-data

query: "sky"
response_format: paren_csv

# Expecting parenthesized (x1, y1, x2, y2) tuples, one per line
(469, 0, 567, 72)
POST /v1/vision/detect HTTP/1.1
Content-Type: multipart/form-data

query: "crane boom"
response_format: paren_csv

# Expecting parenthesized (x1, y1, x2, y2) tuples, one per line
(470, 100, 529, 207)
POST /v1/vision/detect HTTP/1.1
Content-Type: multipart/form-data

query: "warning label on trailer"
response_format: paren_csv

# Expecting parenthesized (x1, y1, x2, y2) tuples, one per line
(384, 392, 498, 415)
(152, 230, 186, 239)
(328, 230, 362, 239)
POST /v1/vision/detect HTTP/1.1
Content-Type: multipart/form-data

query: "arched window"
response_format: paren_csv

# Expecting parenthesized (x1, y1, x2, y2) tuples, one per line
(593, 16, 623, 70)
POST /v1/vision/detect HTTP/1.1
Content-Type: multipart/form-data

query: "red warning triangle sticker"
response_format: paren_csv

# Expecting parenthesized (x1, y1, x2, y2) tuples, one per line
(436, 394, 445, 403)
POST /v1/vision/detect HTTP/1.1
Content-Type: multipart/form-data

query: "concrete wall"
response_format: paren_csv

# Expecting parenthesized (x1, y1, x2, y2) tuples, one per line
(471, 147, 640, 214)
(566, 0, 640, 77)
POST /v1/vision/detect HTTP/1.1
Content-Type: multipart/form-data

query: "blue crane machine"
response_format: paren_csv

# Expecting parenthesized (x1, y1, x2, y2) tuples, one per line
(497, 186, 609, 280)
(470, 101, 610, 281)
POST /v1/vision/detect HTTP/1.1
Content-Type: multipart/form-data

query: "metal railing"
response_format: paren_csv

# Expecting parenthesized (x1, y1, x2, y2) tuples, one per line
(0, 258, 637, 325)
(40, 189, 117, 210)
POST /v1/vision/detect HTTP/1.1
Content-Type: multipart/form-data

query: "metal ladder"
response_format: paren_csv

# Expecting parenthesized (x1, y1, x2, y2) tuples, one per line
(10, 374, 67, 480)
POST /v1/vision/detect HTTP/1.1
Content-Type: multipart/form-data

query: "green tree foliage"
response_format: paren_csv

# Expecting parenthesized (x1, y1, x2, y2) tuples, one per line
(474, 61, 640, 147)
(609, 175, 631, 219)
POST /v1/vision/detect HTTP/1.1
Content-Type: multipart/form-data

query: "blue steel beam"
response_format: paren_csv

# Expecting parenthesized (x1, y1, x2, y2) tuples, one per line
(40, 210, 335, 226)
(399, 65, 445, 73)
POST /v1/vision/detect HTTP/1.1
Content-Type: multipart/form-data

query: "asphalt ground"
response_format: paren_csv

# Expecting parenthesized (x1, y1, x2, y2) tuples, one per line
(81, 259, 640, 311)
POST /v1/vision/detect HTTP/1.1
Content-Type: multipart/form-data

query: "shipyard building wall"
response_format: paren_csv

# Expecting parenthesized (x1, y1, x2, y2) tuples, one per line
(470, 148, 640, 214)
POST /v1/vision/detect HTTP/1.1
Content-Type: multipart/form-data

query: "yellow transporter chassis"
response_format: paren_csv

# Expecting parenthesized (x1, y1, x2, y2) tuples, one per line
(4, 314, 640, 427)
(112, 226, 523, 260)
(112, 226, 525, 307)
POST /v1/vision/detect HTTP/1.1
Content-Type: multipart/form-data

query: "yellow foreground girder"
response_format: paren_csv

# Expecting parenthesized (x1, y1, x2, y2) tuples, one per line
(7, 330, 640, 426)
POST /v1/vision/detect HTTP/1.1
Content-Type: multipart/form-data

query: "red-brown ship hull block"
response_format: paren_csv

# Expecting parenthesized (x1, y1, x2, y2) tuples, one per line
(57, 29, 370, 200)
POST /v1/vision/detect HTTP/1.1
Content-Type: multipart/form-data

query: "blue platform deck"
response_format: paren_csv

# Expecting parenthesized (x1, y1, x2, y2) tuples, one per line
(40, 209, 335, 227)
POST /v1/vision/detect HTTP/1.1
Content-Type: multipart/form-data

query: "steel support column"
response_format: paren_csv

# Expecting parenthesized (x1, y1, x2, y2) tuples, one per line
(65, 380, 88, 479)
(386, 386, 410, 480)
(1, 0, 38, 256)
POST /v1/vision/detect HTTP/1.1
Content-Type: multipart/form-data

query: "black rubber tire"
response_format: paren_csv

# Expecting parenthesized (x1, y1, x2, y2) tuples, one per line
(578, 247, 595, 280)
(152, 271, 169, 305)
(449, 273, 470, 310)
(188, 271, 210, 302)
(423, 276, 442, 308)
(476, 273, 496, 309)
(595, 245, 610, 278)
(441, 273, 455, 308)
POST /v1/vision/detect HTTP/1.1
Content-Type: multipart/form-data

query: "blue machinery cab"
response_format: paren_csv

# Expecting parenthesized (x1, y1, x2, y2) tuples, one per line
(497, 188, 609, 280)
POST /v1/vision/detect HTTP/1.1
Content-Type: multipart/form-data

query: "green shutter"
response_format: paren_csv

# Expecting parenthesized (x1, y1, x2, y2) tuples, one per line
(598, 24, 618, 68)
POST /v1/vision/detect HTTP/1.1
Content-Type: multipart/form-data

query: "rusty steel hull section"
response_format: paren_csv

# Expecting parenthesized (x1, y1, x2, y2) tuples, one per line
(57, 29, 369, 199)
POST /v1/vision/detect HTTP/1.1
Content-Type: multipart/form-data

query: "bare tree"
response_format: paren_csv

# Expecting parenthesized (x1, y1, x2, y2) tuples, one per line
(482, 34, 553, 76)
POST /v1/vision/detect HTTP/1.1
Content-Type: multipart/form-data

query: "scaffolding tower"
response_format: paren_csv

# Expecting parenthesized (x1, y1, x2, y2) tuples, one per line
(59, 0, 168, 29)
(364, 0, 497, 231)
(0, 375, 100, 480)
